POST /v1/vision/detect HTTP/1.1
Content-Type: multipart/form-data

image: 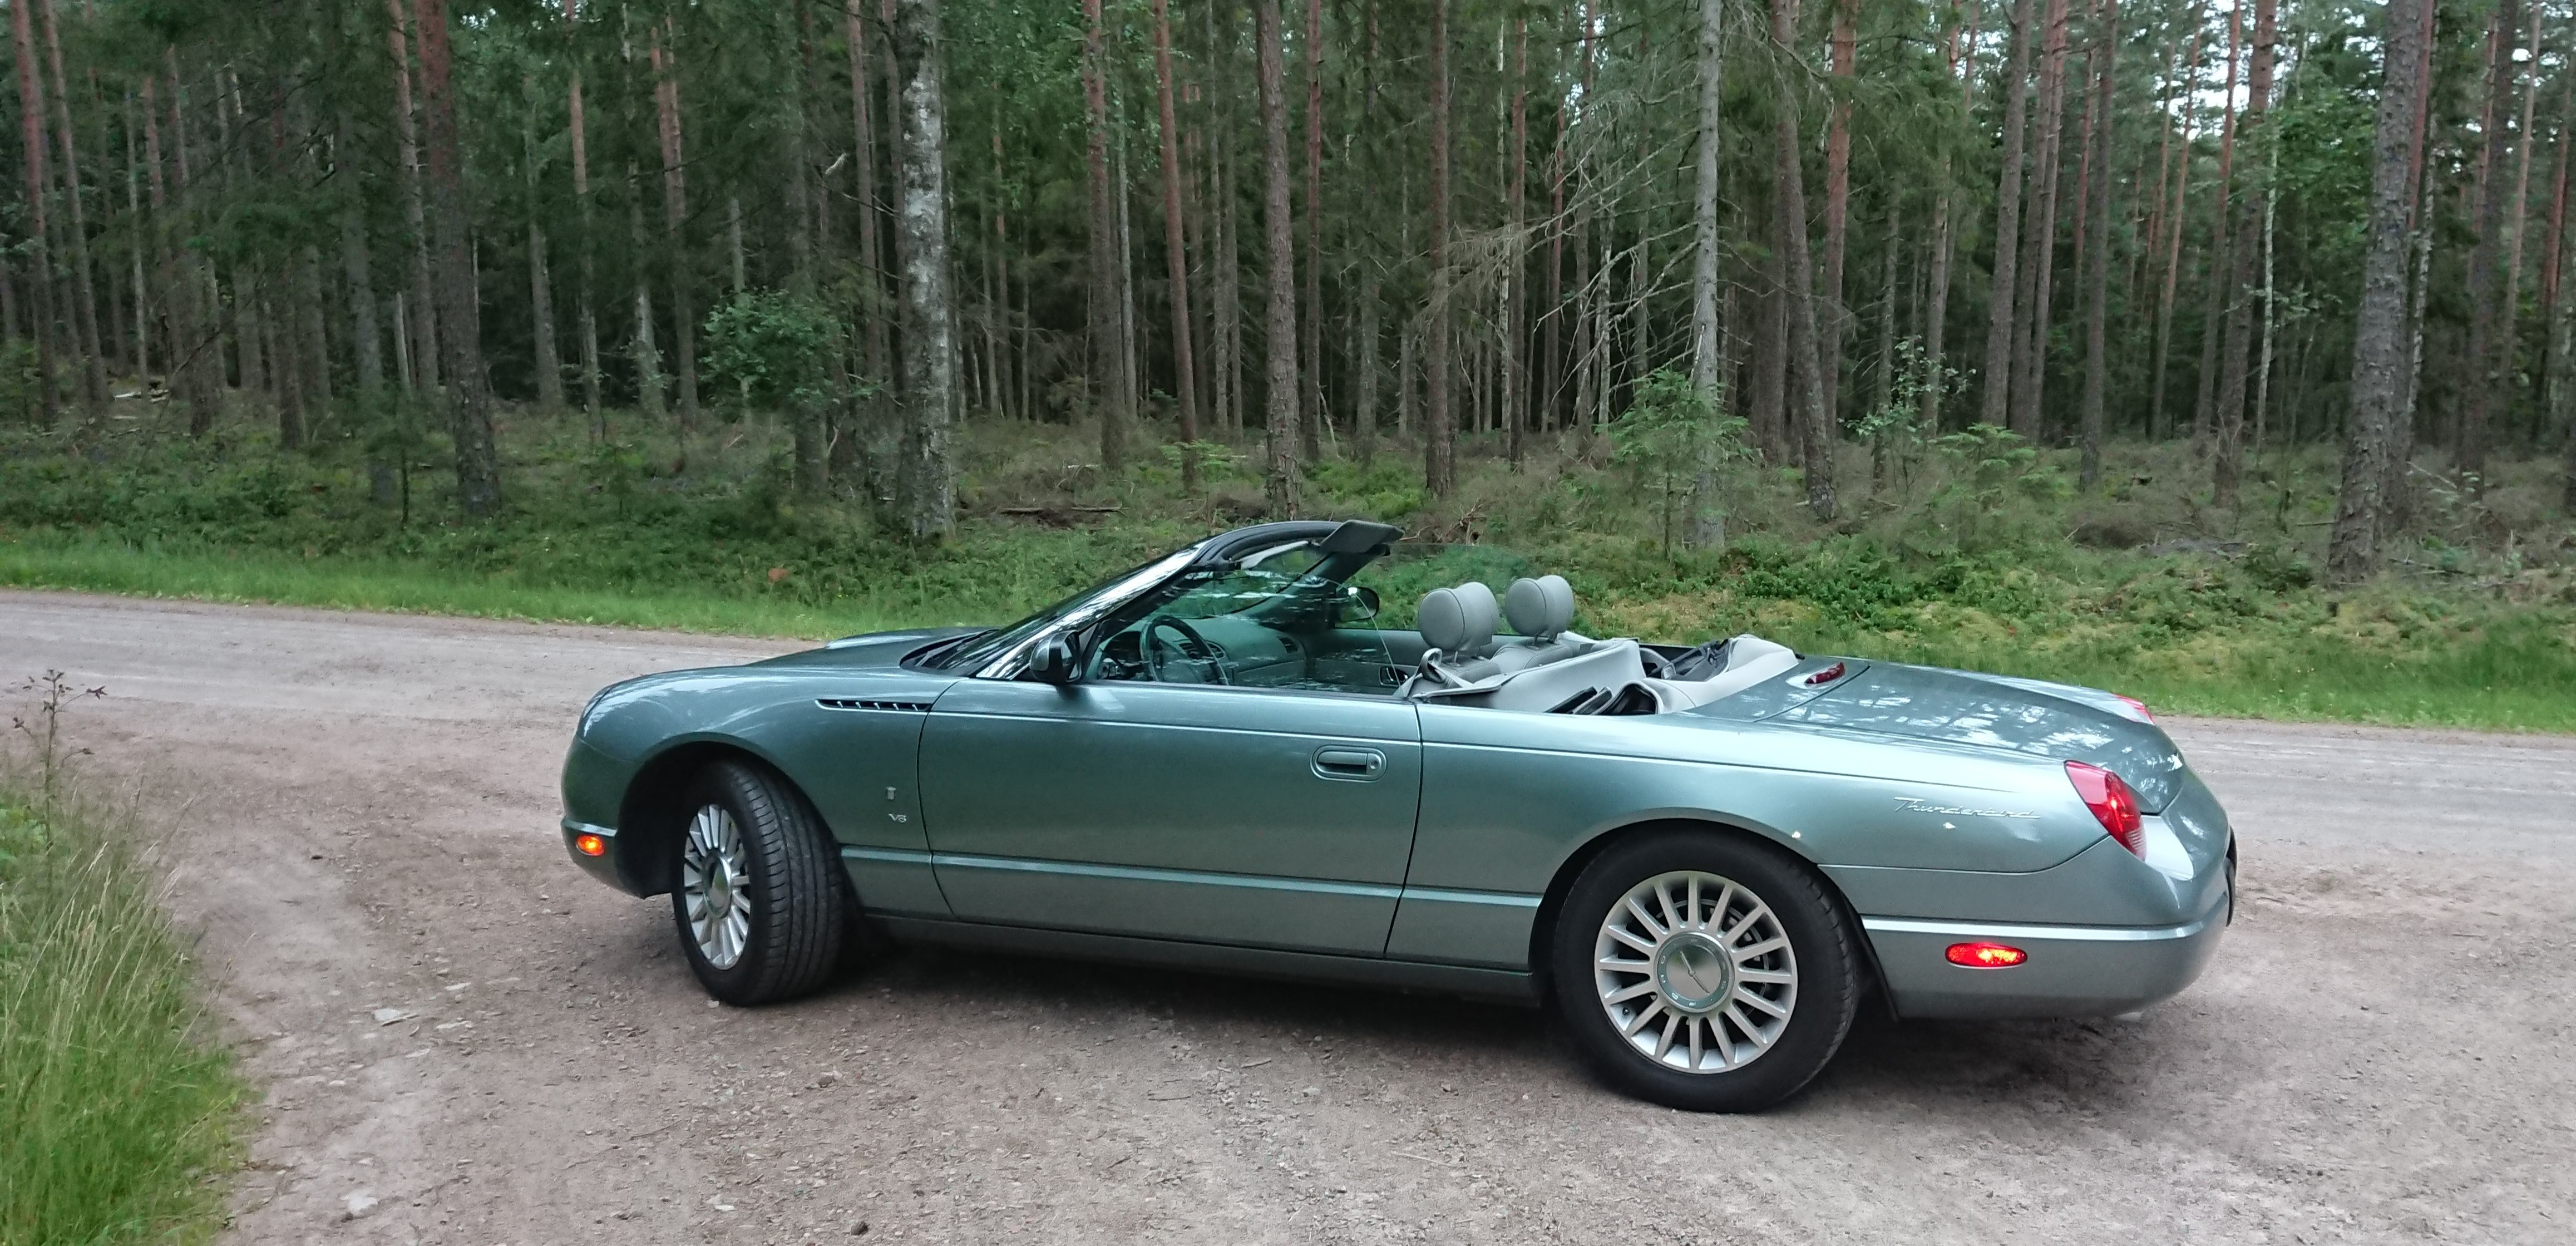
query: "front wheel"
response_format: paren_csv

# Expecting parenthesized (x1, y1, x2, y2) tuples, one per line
(670, 760, 850, 1006)
(1549, 828, 1858, 1111)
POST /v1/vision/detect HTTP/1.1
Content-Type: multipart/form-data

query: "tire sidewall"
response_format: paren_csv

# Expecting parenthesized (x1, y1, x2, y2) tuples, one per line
(1549, 828, 1857, 1112)
(669, 763, 803, 1004)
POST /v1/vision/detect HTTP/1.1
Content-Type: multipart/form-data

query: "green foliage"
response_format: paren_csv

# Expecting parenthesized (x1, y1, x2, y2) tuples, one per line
(703, 290, 842, 414)
(1608, 371, 1754, 555)
(1, 692, 245, 1246)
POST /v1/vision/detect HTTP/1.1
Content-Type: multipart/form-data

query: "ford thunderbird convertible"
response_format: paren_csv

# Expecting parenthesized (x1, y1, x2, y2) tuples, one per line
(559, 520, 2232, 1111)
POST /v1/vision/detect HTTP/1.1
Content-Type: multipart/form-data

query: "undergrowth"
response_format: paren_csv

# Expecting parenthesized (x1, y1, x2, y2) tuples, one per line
(0, 673, 246, 1245)
(4, 396, 2574, 731)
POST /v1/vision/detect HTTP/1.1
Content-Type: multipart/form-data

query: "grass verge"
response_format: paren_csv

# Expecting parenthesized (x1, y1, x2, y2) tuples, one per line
(0, 691, 246, 1246)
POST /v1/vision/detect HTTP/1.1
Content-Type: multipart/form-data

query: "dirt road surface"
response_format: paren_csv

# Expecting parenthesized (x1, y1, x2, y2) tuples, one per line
(4, 589, 2570, 1245)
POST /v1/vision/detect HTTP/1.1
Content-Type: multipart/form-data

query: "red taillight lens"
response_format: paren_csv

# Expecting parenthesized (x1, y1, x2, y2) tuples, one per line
(574, 833, 608, 858)
(2114, 694, 2154, 723)
(2065, 760, 2144, 856)
(1946, 942, 2028, 968)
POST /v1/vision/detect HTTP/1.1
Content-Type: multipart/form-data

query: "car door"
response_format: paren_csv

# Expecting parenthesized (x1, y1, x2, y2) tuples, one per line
(917, 559, 1423, 957)
(918, 681, 1422, 955)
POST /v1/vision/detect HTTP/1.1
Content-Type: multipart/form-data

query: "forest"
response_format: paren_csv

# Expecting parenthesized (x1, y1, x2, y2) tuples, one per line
(0, 0, 2573, 726)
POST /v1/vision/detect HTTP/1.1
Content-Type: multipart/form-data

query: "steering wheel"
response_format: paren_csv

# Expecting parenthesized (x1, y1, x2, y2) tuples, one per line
(1145, 616, 1230, 684)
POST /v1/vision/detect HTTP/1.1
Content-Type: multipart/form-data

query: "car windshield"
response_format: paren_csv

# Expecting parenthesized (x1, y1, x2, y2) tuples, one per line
(913, 546, 1202, 672)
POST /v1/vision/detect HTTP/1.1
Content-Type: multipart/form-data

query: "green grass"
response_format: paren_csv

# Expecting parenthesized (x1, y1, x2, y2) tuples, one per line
(0, 764, 246, 1245)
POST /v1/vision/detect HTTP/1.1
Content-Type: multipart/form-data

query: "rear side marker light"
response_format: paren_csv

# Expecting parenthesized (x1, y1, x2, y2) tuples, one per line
(1946, 942, 2028, 968)
(2115, 694, 2155, 723)
(2065, 760, 2145, 857)
(574, 834, 609, 858)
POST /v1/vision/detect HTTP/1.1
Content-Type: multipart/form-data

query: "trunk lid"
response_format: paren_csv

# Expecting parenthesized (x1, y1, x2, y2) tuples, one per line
(1765, 661, 2190, 812)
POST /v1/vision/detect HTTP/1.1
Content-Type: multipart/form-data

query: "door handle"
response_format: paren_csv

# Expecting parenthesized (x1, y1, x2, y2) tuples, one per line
(1311, 746, 1386, 781)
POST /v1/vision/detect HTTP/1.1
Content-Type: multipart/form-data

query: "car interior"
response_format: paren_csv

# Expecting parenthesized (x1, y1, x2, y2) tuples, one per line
(1083, 536, 1804, 716)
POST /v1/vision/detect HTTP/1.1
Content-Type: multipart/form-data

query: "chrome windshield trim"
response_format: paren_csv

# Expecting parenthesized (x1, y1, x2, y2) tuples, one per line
(971, 545, 1206, 681)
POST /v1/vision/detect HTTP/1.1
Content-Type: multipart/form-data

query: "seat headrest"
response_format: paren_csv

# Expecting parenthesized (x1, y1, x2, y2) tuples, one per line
(1504, 574, 1577, 639)
(1419, 583, 1498, 657)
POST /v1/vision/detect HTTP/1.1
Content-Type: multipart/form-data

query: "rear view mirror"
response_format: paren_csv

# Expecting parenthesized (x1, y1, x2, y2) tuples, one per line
(1025, 636, 1078, 684)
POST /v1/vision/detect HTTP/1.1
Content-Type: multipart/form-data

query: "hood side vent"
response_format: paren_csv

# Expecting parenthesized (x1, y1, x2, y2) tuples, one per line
(817, 697, 935, 713)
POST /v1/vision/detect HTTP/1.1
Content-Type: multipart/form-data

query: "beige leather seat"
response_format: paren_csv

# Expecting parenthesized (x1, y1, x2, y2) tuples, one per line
(1639, 635, 1803, 711)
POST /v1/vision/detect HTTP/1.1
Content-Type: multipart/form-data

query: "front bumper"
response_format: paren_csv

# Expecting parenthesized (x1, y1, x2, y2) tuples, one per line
(560, 818, 631, 893)
(1862, 886, 2227, 1019)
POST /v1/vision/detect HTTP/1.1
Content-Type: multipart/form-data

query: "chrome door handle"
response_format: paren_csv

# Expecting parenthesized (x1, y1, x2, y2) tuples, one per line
(1312, 746, 1386, 780)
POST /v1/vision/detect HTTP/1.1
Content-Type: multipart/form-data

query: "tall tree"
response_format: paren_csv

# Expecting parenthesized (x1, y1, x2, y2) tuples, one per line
(1083, 0, 1126, 472)
(2328, 0, 2431, 579)
(2009, 0, 2071, 442)
(2077, 0, 2119, 489)
(387, 0, 439, 391)
(1688, 0, 1726, 395)
(37, 0, 106, 417)
(1774, 0, 1834, 518)
(1424, 0, 1454, 498)
(10, 0, 59, 428)
(2147, 1, 2207, 440)
(890, 0, 955, 536)
(1922, 0, 1981, 431)
(1301, 0, 1326, 460)
(1820, 0, 1855, 423)
(412, 0, 501, 516)
(1150, 0, 1199, 488)
(2455, 0, 2520, 477)
(1256, 0, 1301, 511)
(2210, 0, 2276, 506)
(1978, 0, 2039, 431)
(566, 0, 602, 423)
(650, 19, 701, 430)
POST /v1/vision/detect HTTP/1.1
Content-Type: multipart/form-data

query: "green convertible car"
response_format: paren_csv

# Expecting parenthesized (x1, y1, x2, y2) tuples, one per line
(560, 519, 2233, 1111)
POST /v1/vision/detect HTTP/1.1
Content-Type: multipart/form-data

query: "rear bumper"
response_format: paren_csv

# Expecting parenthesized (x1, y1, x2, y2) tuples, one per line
(1863, 889, 2227, 1019)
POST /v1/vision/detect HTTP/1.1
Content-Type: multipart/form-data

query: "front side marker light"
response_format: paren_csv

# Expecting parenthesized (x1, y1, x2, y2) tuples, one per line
(1946, 942, 2028, 968)
(574, 833, 609, 858)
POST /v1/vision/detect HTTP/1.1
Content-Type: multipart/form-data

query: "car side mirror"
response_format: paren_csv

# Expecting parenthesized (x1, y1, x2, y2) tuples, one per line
(1025, 636, 1078, 685)
(1346, 585, 1382, 619)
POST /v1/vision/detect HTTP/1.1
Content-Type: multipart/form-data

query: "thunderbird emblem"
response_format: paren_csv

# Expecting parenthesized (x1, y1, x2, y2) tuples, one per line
(1894, 796, 2039, 819)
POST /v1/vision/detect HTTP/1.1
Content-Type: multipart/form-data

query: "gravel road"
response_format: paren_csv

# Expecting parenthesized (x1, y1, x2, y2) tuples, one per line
(4, 588, 2570, 1245)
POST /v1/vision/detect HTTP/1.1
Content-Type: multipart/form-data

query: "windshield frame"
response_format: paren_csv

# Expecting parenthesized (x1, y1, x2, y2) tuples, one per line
(927, 544, 1207, 678)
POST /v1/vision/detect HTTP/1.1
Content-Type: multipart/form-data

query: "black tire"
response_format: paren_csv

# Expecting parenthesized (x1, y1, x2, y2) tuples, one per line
(1548, 827, 1859, 1112)
(668, 760, 851, 1006)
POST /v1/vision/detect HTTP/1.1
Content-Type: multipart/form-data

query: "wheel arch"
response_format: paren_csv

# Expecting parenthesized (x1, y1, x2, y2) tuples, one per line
(615, 737, 803, 897)
(1524, 816, 1885, 1013)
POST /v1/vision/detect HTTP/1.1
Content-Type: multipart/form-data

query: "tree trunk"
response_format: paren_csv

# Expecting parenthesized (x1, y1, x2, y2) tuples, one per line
(2495, 1, 2542, 446)
(38, 0, 106, 417)
(2009, 0, 2070, 442)
(1689, 0, 1725, 395)
(2078, 0, 2119, 490)
(1150, 0, 1199, 487)
(524, 106, 564, 411)
(2148, 2, 2207, 440)
(1820, 0, 1854, 426)
(2327, 0, 2430, 580)
(567, 0, 601, 426)
(2211, 0, 2277, 506)
(335, 116, 384, 397)
(1773, 0, 1834, 518)
(1977, 0, 2037, 430)
(412, 0, 500, 516)
(650, 21, 700, 431)
(11, 0, 60, 428)
(1082, 0, 1126, 471)
(387, 0, 438, 391)
(2543, 65, 2571, 410)
(1424, 0, 1454, 498)
(1302, 0, 1326, 461)
(1256, 0, 1302, 511)
(162, 54, 216, 432)
(846, 0, 892, 487)
(1922, 0, 1980, 431)
(1753, 249, 1787, 454)
(2192, 1, 2243, 445)
(889, 0, 955, 537)
(1356, 276, 1379, 461)
(1505, 16, 1528, 466)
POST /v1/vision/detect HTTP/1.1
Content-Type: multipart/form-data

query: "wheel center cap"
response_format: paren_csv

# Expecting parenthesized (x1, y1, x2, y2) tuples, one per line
(705, 872, 732, 914)
(1656, 932, 1733, 1014)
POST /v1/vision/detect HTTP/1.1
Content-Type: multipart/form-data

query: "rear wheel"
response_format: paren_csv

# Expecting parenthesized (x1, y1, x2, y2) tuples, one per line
(1549, 828, 1858, 1111)
(670, 760, 850, 1005)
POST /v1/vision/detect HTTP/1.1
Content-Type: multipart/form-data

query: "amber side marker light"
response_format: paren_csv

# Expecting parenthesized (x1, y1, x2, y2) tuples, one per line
(574, 833, 609, 858)
(1946, 942, 2029, 968)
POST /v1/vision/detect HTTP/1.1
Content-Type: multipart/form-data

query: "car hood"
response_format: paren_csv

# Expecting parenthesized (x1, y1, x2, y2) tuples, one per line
(751, 626, 988, 671)
(1761, 661, 2189, 812)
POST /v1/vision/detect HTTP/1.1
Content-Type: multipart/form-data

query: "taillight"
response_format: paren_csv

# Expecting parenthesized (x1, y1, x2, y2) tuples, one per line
(2114, 694, 2155, 723)
(2065, 760, 2144, 856)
